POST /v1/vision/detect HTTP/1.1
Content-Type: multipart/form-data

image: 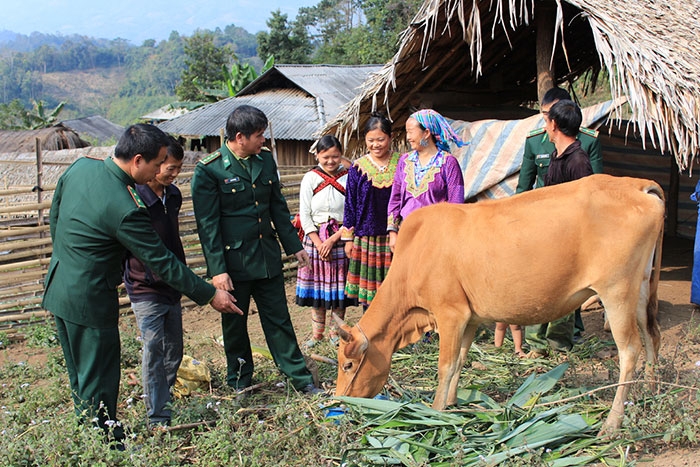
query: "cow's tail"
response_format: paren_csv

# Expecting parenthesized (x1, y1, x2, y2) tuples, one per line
(645, 183, 664, 361)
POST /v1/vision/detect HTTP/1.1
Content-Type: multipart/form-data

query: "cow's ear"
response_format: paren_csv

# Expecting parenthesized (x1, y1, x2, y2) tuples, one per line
(343, 329, 369, 359)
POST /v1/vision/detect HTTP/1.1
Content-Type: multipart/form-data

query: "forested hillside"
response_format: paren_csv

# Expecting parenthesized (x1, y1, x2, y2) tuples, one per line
(0, 26, 256, 125)
(0, 1, 424, 126)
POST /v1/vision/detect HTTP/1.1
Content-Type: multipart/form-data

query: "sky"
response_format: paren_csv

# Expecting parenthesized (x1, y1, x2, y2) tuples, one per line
(3, 0, 315, 44)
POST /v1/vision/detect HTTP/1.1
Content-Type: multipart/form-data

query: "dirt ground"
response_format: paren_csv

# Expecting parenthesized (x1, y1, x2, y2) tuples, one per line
(2, 235, 699, 464)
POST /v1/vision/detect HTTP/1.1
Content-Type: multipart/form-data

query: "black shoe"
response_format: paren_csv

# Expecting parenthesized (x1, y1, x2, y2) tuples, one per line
(300, 383, 324, 395)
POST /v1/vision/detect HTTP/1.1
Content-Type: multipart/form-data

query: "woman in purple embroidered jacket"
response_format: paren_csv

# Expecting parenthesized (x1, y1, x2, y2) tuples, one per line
(387, 109, 467, 252)
(342, 112, 399, 309)
(296, 135, 351, 348)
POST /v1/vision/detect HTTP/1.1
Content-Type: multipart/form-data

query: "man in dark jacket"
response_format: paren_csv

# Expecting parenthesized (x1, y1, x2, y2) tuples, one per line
(44, 124, 241, 446)
(526, 100, 593, 356)
(123, 135, 187, 428)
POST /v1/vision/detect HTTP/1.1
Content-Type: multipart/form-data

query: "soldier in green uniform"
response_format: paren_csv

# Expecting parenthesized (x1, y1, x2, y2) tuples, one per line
(516, 87, 602, 355)
(43, 124, 241, 446)
(191, 105, 321, 395)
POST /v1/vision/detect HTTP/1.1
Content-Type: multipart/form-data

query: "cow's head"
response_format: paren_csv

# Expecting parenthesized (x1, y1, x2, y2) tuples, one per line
(334, 316, 389, 398)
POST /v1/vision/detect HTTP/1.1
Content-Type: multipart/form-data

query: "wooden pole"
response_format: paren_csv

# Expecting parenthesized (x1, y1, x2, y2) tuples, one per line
(34, 137, 45, 232)
(268, 121, 279, 167)
(668, 156, 680, 236)
(535, 3, 556, 103)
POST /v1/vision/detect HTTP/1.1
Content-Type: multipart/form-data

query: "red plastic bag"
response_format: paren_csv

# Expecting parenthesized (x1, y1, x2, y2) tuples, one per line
(291, 213, 305, 242)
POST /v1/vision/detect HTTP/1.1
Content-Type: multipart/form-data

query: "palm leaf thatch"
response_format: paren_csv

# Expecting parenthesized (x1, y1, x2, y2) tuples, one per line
(327, 0, 700, 169)
(0, 124, 90, 154)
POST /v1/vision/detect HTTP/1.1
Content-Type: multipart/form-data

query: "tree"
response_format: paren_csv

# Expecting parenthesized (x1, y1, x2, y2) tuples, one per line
(256, 10, 312, 64)
(0, 99, 30, 130)
(226, 55, 275, 96)
(274, 0, 422, 65)
(358, 0, 422, 62)
(0, 99, 65, 130)
(25, 99, 65, 129)
(175, 31, 232, 101)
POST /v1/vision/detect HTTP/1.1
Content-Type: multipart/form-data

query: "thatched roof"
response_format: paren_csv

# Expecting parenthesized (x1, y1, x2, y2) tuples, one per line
(327, 0, 700, 168)
(0, 124, 90, 153)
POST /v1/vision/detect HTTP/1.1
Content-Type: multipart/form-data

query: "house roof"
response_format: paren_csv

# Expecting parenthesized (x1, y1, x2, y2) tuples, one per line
(158, 90, 318, 140)
(0, 124, 90, 153)
(142, 104, 195, 122)
(326, 0, 700, 168)
(61, 116, 124, 145)
(158, 64, 382, 141)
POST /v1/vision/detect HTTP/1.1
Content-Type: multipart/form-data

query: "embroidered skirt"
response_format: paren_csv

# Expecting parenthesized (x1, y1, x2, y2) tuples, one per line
(295, 220, 351, 309)
(344, 234, 392, 307)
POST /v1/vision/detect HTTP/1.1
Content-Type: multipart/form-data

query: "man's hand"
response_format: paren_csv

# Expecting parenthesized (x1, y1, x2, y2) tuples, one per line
(210, 289, 243, 315)
(295, 249, 310, 269)
(212, 272, 234, 291)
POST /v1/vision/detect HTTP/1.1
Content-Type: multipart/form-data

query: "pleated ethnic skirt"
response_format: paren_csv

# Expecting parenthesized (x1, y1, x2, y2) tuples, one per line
(344, 234, 392, 307)
(295, 220, 351, 310)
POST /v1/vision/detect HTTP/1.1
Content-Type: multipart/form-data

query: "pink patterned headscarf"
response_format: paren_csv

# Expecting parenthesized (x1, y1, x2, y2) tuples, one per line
(410, 109, 468, 152)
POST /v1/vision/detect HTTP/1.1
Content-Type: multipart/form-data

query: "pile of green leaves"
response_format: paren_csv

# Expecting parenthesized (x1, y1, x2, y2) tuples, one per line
(334, 364, 626, 466)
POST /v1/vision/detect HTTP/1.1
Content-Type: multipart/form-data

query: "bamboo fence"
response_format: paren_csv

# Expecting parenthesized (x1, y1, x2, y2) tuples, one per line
(0, 164, 307, 335)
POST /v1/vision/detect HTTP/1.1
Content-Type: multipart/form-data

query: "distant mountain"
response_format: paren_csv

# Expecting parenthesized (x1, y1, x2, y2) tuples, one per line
(0, 30, 18, 44)
(0, 30, 118, 53)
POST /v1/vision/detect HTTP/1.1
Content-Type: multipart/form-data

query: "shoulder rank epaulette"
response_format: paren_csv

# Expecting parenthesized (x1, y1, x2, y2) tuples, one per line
(199, 151, 221, 165)
(127, 186, 146, 209)
(261, 146, 271, 152)
(579, 127, 599, 138)
(527, 128, 546, 138)
(85, 155, 102, 160)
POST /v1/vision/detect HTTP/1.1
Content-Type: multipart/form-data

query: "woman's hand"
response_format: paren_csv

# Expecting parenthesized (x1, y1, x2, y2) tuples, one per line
(317, 238, 335, 261)
(389, 231, 398, 253)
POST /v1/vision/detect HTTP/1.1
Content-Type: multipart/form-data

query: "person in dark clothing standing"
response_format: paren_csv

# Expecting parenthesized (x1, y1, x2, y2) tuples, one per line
(543, 100, 594, 186)
(526, 99, 593, 357)
(123, 135, 187, 428)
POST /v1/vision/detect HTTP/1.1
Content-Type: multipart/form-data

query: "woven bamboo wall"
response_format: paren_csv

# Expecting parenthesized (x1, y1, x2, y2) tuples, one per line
(0, 167, 306, 336)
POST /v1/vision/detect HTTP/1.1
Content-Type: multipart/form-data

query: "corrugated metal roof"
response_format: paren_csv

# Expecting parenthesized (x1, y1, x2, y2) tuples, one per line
(239, 64, 382, 120)
(157, 65, 382, 140)
(158, 89, 319, 140)
(142, 105, 192, 122)
(61, 116, 124, 144)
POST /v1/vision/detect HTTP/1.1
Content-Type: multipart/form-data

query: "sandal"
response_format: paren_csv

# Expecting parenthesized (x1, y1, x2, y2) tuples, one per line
(304, 338, 321, 349)
(329, 335, 340, 346)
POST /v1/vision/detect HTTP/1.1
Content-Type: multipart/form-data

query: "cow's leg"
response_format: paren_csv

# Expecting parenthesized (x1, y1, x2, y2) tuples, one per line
(432, 310, 468, 410)
(445, 322, 478, 406)
(599, 287, 645, 435)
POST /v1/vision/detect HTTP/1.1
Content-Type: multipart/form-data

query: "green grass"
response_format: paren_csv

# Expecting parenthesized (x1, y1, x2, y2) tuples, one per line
(0, 321, 698, 466)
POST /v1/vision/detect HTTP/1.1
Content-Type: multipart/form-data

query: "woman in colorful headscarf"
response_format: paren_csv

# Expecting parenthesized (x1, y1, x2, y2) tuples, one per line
(387, 109, 467, 252)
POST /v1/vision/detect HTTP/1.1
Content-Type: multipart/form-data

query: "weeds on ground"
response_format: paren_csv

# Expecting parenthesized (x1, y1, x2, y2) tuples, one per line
(0, 319, 698, 465)
(24, 318, 59, 348)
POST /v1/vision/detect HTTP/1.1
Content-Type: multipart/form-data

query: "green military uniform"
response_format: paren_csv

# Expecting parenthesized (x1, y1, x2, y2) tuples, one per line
(517, 127, 602, 192)
(43, 156, 217, 441)
(517, 127, 602, 352)
(191, 144, 314, 390)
